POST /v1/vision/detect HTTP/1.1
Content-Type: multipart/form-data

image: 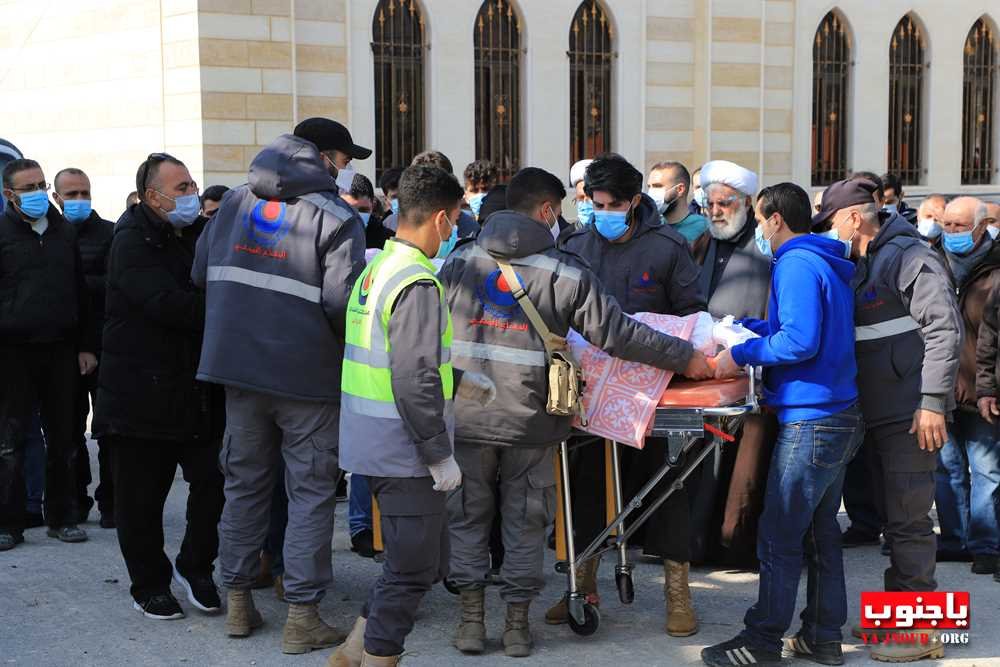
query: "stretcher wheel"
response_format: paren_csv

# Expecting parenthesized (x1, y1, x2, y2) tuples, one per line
(443, 578, 460, 595)
(568, 603, 601, 636)
(616, 571, 634, 604)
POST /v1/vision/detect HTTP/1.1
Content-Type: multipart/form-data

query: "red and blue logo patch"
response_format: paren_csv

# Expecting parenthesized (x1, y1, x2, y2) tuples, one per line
(242, 199, 291, 248)
(475, 269, 523, 320)
(633, 269, 657, 293)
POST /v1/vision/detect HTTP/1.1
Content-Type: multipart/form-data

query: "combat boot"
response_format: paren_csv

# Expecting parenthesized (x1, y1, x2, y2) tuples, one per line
(453, 588, 486, 654)
(665, 559, 698, 637)
(869, 630, 944, 663)
(545, 556, 601, 624)
(225, 589, 264, 637)
(327, 616, 366, 667)
(360, 652, 400, 666)
(502, 601, 533, 658)
(283, 602, 347, 654)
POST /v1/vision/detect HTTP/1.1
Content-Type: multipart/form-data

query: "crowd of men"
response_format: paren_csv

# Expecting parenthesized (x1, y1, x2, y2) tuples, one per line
(1, 115, 999, 666)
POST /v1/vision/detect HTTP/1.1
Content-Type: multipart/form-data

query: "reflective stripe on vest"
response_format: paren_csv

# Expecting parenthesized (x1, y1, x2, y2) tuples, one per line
(206, 265, 321, 303)
(341, 240, 453, 419)
(451, 340, 546, 367)
(854, 315, 921, 342)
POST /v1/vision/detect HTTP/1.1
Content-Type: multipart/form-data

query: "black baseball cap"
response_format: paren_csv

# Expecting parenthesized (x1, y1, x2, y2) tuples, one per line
(293, 117, 372, 160)
(812, 178, 881, 228)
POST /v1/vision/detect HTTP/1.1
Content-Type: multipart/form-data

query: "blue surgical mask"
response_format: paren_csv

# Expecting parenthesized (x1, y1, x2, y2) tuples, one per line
(593, 209, 630, 241)
(468, 193, 486, 219)
(754, 223, 774, 257)
(390, 198, 400, 215)
(821, 228, 853, 259)
(62, 199, 92, 223)
(359, 212, 371, 228)
(436, 223, 458, 259)
(576, 200, 594, 226)
(160, 192, 201, 228)
(17, 190, 50, 219)
(883, 203, 898, 215)
(943, 230, 975, 255)
(917, 217, 942, 239)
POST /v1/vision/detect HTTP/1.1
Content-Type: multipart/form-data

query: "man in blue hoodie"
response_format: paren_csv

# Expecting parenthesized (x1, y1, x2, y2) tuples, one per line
(702, 183, 862, 667)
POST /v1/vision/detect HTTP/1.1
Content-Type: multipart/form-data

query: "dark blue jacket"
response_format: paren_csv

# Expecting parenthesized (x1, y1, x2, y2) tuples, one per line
(192, 134, 366, 401)
(731, 234, 858, 423)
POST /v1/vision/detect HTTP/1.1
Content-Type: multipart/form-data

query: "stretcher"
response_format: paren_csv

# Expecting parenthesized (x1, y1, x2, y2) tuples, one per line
(554, 369, 759, 636)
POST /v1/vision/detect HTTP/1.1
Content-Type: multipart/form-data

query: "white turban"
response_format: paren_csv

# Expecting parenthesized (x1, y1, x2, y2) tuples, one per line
(569, 159, 593, 188)
(700, 160, 759, 197)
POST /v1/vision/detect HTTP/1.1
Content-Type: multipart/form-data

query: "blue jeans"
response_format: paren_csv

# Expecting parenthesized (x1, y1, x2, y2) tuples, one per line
(23, 411, 45, 515)
(939, 411, 1000, 556)
(349, 473, 372, 537)
(741, 405, 863, 653)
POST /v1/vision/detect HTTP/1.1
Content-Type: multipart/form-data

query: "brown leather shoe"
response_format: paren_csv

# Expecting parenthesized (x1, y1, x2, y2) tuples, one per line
(282, 602, 346, 655)
(360, 652, 400, 666)
(327, 616, 365, 667)
(225, 589, 264, 637)
(665, 560, 698, 637)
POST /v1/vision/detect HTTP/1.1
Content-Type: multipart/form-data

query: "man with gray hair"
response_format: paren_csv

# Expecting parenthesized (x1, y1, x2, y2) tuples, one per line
(935, 197, 1000, 573)
(813, 178, 961, 662)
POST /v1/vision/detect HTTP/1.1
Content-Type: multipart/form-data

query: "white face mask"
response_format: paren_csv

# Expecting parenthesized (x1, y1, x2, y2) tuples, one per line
(548, 208, 561, 243)
(335, 165, 356, 194)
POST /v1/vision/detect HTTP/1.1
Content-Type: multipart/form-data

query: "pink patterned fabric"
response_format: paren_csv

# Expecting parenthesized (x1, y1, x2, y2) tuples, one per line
(568, 313, 697, 449)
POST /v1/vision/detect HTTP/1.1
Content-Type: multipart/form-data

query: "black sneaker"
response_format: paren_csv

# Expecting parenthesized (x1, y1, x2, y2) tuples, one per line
(350, 529, 378, 558)
(702, 637, 781, 667)
(783, 633, 844, 666)
(173, 567, 222, 613)
(0, 531, 24, 551)
(841, 526, 880, 548)
(99, 513, 116, 529)
(971, 554, 997, 575)
(47, 525, 88, 543)
(133, 592, 185, 620)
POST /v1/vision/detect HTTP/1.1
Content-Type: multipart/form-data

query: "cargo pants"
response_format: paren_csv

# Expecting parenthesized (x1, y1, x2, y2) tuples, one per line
(447, 441, 555, 603)
(218, 387, 340, 604)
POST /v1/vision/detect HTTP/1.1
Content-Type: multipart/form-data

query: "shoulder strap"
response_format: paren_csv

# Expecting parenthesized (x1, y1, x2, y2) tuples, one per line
(495, 258, 566, 356)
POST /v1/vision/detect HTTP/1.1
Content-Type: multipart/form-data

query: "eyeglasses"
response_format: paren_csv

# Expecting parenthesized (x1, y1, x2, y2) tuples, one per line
(11, 182, 50, 194)
(138, 152, 176, 193)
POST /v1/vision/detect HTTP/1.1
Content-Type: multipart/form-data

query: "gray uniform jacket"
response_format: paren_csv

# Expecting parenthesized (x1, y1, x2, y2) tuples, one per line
(562, 194, 706, 316)
(438, 210, 696, 448)
(192, 134, 366, 402)
(852, 213, 962, 426)
(694, 211, 772, 320)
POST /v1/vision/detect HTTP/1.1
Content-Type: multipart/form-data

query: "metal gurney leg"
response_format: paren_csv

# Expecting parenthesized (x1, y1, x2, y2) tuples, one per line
(607, 440, 633, 604)
(557, 439, 601, 635)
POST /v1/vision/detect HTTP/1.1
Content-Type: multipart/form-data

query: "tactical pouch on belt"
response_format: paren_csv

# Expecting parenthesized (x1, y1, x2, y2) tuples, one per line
(495, 259, 587, 426)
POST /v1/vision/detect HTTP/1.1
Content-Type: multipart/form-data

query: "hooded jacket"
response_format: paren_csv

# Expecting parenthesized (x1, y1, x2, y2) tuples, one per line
(946, 237, 1000, 407)
(851, 213, 962, 426)
(562, 194, 705, 316)
(730, 234, 858, 424)
(192, 134, 366, 402)
(438, 210, 695, 448)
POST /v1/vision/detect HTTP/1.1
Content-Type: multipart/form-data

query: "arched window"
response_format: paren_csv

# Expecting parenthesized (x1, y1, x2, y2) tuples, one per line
(569, 0, 614, 165)
(888, 15, 927, 185)
(811, 11, 851, 186)
(962, 18, 999, 185)
(474, 0, 522, 181)
(372, 0, 425, 182)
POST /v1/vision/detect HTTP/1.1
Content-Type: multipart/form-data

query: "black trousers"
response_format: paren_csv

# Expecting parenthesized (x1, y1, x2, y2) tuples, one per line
(842, 434, 886, 538)
(0, 343, 80, 532)
(362, 476, 448, 657)
(110, 436, 225, 602)
(569, 436, 690, 563)
(74, 369, 113, 514)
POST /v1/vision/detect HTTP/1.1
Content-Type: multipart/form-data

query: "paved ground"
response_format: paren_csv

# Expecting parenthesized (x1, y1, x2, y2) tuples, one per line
(4, 442, 1000, 666)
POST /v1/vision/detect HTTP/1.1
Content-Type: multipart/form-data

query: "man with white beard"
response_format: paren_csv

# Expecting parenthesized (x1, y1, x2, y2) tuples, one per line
(688, 160, 775, 568)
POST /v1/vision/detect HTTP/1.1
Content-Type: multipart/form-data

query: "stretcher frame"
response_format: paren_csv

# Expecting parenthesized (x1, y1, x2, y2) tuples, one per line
(554, 368, 759, 635)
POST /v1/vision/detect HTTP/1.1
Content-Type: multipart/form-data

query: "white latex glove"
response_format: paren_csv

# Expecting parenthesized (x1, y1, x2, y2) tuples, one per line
(455, 370, 497, 407)
(428, 455, 463, 492)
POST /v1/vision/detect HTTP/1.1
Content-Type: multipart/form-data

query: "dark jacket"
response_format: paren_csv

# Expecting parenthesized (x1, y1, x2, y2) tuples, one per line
(976, 278, 1000, 400)
(692, 209, 772, 320)
(561, 194, 705, 316)
(0, 205, 93, 350)
(192, 133, 366, 402)
(950, 239, 1000, 408)
(74, 210, 114, 355)
(383, 210, 480, 240)
(93, 204, 219, 443)
(438, 210, 695, 448)
(852, 214, 962, 426)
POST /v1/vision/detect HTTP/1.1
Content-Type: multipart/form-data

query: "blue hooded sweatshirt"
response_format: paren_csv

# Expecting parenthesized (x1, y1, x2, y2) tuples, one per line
(730, 234, 858, 424)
